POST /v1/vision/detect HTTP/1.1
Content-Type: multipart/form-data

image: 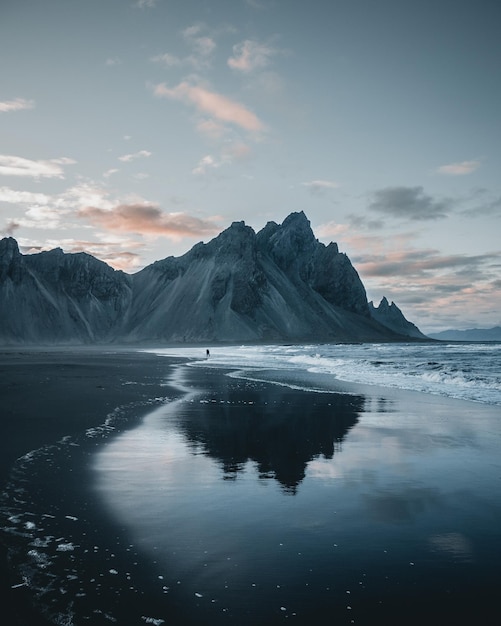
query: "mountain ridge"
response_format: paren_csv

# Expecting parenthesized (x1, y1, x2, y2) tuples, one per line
(369, 297, 428, 339)
(428, 326, 501, 342)
(0, 212, 427, 345)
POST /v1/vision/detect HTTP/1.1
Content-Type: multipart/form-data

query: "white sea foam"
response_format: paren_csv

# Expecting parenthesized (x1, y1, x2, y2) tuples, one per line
(144, 342, 501, 406)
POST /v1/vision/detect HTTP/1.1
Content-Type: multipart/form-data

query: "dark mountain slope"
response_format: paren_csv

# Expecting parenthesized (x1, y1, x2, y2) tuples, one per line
(369, 297, 429, 339)
(0, 213, 425, 344)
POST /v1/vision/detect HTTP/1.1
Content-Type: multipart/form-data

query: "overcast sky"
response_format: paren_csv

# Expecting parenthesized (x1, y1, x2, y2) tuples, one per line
(1, 0, 500, 332)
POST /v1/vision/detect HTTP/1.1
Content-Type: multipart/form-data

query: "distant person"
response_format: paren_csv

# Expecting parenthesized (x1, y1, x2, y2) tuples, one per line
(206, 349, 210, 358)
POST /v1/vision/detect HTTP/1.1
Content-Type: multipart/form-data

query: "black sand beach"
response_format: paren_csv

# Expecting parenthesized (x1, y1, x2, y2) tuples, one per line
(0, 348, 181, 626)
(1, 348, 500, 625)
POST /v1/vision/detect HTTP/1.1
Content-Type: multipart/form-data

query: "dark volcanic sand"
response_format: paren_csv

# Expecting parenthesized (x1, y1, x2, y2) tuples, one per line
(0, 347, 180, 626)
(1, 347, 500, 626)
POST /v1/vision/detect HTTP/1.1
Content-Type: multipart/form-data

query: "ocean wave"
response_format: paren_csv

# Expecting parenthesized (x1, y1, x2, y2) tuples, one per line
(146, 343, 501, 406)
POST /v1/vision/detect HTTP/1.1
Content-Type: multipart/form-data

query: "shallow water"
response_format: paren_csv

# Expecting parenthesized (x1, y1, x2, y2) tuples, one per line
(2, 356, 501, 625)
(92, 365, 501, 624)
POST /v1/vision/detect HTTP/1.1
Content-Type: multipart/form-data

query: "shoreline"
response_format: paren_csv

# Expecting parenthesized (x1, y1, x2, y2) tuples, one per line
(0, 348, 184, 626)
(1, 347, 500, 625)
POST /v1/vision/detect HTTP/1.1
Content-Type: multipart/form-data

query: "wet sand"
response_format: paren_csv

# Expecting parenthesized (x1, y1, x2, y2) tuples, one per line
(1, 348, 500, 625)
(0, 347, 181, 626)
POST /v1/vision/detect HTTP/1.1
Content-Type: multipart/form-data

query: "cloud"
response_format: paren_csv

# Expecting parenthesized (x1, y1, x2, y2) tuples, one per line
(302, 180, 339, 196)
(369, 186, 450, 220)
(0, 98, 35, 113)
(192, 143, 251, 176)
(21, 205, 71, 229)
(118, 150, 152, 162)
(192, 155, 222, 176)
(316, 221, 350, 239)
(151, 23, 216, 70)
(62, 183, 114, 210)
(0, 155, 76, 179)
(3, 219, 20, 237)
(436, 160, 480, 176)
(351, 243, 501, 332)
(0, 186, 51, 205)
(245, 0, 273, 8)
(78, 203, 220, 238)
(153, 82, 265, 133)
(135, 0, 156, 8)
(196, 118, 226, 139)
(223, 142, 251, 160)
(354, 249, 495, 278)
(183, 25, 216, 59)
(150, 52, 183, 67)
(228, 40, 278, 73)
(345, 214, 385, 230)
(105, 57, 121, 67)
(103, 168, 119, 178)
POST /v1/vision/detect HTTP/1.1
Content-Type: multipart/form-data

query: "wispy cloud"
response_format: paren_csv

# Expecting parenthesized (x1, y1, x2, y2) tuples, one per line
(78, 203, 220, 238)
(105, 57, 121, 67)
(151, 23, 216, 70)
(0, 98, 35, 113)
(16, 205, 71, 230)
(436, 160, 481, 175)
(0, 186, 52, 205)
(151, 52, 183, 67)
(462, 194, 501, 218)
(245, 0, 273, 9)
(103, 168, 119, 178)
(192, 155, 223, 176)
(302, 179, 339, 196)
(118, 150, 152, 162)
(354, 248, 495, 278)
(196, 118, 226, 139)
(346, 236, 501, 332)
(0, 155, 75, 179)
(228, 40, 278, 73)
(135, 0, 157, 9)
(369, 186, 451, 220)
(182, 24, 216, 59)
(192, 141, 251, 176)
(3, 219, 20, 237)
(153, 82, 265, 133)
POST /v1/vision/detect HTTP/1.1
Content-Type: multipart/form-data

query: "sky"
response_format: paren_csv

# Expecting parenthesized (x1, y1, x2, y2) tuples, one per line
(1, 0, 500, 333)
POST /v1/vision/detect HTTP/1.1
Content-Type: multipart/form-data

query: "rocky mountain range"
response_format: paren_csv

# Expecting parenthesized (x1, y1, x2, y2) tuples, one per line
(0, 212, 427, 345)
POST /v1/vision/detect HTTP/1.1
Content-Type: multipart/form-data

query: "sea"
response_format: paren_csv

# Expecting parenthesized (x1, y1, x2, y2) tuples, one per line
(1, 342, 500, 625)
(147, 341, 501, 407)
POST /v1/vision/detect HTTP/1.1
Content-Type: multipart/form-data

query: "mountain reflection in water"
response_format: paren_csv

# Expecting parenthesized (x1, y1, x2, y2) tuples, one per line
(169, 373, 362, 493)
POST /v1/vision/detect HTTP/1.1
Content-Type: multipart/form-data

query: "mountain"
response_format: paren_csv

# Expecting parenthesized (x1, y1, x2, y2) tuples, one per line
(428, 326, 501, 342)
(0, 236, 131, 344)
(369, 297, 429, 339)
(0, 212, 425, 345)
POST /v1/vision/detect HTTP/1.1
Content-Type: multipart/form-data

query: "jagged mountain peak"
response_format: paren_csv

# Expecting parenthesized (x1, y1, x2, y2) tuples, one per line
(0, 236, 21, 258)
(0, 214, 426, 344)
(0, 236, 23, 282)
(281, 210, 310, 229)
(369, 297, 427, 339)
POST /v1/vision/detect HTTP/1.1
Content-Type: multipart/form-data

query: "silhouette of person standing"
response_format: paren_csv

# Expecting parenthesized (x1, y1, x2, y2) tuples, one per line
(206, 349, 210, 358)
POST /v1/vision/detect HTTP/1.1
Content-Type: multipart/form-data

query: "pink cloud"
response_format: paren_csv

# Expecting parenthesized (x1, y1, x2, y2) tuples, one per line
(436, 160, 480, 176)
(154, 82, 265, 132)
(0, 98, 35, 113)
(78, 203, 220, 238)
